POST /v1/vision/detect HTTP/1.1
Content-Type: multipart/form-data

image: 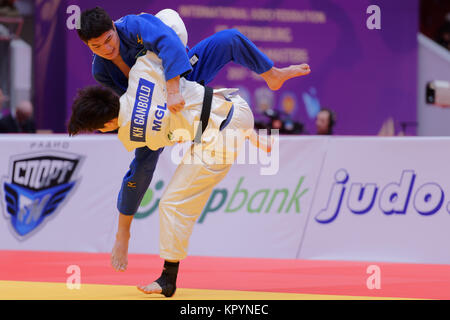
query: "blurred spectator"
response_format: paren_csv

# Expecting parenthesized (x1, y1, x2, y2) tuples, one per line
(0, 88, 8, 118)
(436, 13, 450, 50)
(378, 117, 395, 136)
(0, 0, 19, 17)
(254, 87, 274, 130)
(0, 100, 36, 133)
(315, 108, 336, 135)
(253, 89, 305, 134)
(255, 108, 304, 134)
(278, 92, 304, 134)
(378, 118, 418, 136)
(420, 0, 450, 45)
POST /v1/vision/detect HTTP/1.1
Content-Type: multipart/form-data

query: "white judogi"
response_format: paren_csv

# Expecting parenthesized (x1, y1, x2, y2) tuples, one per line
(117, 50, 254, 261)
(117, 51, 237, 153)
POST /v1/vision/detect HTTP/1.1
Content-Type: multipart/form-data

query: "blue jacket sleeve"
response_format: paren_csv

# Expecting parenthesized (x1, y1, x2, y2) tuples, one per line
(123, 14, 192, 80)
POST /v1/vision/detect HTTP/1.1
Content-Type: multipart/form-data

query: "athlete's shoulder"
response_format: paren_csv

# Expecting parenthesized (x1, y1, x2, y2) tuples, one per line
(113, 14, 131, 27)
(114, 13, 154, 46)
(114, 13, 157, 32)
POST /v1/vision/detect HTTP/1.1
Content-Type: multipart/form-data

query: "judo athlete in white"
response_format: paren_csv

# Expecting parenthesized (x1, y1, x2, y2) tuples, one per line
(68, 51, 263, 297)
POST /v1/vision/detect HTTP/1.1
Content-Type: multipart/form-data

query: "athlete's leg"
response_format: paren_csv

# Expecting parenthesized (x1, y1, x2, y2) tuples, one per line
(117, 146, 164, 215)
(137, 94, 255, 297)
(186, 28, 273, 84)
(186, 28, 311, 89)
(137, 149, 233, 296)
(111, 146, 164, 271)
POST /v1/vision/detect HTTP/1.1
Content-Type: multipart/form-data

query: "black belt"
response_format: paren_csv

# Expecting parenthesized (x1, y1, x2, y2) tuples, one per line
(194, 86, 213, 144)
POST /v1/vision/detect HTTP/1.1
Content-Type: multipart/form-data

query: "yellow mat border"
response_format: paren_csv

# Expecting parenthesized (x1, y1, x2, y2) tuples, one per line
(0, 281, 418, 300)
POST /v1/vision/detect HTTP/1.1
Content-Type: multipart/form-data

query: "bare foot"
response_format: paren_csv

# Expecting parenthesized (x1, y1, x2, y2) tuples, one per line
(110, 235, 129, 272)
(137, 282, 163, 294)
(261, 64, 311, 91)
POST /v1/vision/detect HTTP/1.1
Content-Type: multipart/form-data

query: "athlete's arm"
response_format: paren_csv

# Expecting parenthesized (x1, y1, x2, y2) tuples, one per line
(123, 14, 191, 112)
(166, 76, 184, 113)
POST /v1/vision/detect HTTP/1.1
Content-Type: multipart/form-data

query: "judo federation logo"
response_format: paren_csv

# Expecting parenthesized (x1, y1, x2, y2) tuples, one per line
(1, 152, 83, 238)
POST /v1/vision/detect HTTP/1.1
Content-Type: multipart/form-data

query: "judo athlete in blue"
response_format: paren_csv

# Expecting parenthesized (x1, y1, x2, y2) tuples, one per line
(76, 7, 311, 296)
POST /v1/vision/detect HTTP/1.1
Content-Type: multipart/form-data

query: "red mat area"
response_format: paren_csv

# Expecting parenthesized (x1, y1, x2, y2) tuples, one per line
(1, 250, 450, 299)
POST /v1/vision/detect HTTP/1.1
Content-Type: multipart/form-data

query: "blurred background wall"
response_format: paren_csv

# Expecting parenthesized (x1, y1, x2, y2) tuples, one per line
(2, 0, 450, 135)
(34, 0, 419, 135)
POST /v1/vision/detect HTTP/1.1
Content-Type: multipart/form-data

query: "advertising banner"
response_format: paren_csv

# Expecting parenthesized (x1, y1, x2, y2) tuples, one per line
(0, 135, 326, 259)
(129, 137, 327, 258)
(0, 135, 133, 252)
(3, 135, 449, 263)
(298, 137, 450, 264)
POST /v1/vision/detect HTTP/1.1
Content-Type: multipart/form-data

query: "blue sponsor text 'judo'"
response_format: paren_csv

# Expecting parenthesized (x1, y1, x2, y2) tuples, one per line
(315, 169, 445, 224)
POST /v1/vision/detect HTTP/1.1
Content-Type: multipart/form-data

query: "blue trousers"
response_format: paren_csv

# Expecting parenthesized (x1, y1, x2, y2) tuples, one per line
(117, 29, 273, 215)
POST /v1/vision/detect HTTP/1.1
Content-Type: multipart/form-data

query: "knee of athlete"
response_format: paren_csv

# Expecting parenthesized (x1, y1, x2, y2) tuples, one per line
(123, 165, 154, 190)
(158, 195, 174, 212)
(227, 28, 244, 39)
(217, 28, 244, 46)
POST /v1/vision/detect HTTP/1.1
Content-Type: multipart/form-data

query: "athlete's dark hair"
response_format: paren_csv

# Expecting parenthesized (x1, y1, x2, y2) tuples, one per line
(77, 7, 114, 42)
(68, 86, 120, 136)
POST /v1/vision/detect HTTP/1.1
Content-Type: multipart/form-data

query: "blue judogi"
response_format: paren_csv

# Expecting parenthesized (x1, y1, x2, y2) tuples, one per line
(92, 14, 273, 215)
(93, 14, 192, 96)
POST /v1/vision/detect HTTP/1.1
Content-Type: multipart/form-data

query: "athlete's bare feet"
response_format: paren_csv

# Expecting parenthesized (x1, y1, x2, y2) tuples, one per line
(261, 64, 311, 91)
(137, 282, 163, 294)
(110, 233, 129, 272)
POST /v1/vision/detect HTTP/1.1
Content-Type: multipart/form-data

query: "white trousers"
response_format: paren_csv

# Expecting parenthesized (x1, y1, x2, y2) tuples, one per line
(159, 96, 254, 260)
